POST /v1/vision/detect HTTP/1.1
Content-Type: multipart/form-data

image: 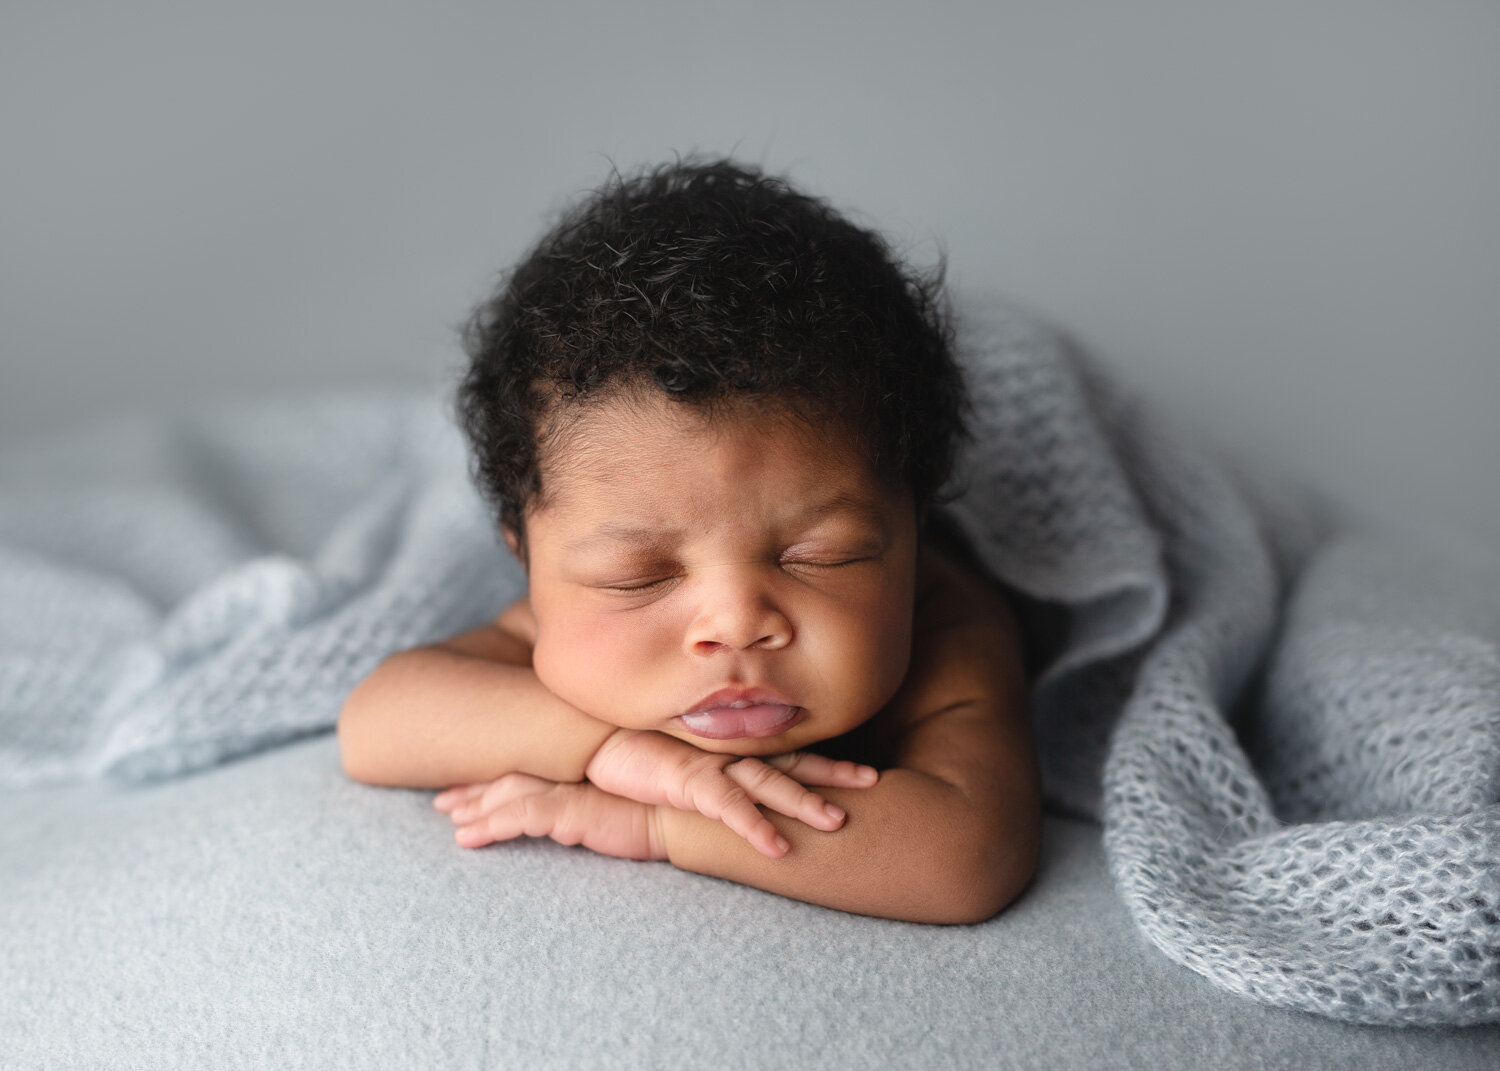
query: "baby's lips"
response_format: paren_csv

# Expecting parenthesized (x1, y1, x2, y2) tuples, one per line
(684, 685, 797, 716)
(677, 702, 803, 739)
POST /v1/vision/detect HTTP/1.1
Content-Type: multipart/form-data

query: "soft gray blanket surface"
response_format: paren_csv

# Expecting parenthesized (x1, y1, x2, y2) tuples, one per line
(2, 303, 1497, 1025)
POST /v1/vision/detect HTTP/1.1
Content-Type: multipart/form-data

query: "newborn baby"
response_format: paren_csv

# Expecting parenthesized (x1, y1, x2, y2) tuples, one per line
(338, 158, 1040, 923)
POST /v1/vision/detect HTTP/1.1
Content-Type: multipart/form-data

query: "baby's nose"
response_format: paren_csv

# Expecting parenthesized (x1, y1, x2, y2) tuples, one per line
(684, 578, 792, 654)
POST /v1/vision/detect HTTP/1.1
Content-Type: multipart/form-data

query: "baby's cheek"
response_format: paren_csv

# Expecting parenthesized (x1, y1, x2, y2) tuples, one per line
(845, 598, 915, 713)
(532, 614, 651, 719)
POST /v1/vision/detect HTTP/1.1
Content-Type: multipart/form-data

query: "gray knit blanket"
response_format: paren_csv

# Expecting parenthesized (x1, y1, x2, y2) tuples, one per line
(2, 304, 1496, 1026)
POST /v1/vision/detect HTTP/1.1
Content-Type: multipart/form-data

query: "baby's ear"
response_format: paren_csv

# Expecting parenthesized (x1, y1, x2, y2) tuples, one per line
(501, 524, 526, 566)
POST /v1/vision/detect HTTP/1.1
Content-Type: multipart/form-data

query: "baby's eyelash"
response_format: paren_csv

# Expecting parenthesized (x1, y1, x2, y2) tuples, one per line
(593, 556, 871, 592)
(782, 556, 869, 569)
(600, 576, 676, 593)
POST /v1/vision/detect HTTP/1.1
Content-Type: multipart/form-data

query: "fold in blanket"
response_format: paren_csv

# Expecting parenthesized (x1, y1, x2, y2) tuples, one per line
(2, 304, 1496, 1026)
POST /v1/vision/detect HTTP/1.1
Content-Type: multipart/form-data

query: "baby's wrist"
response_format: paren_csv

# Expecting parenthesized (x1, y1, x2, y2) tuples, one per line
(654, 804, 731, 868)
(647, 803, 672, 862)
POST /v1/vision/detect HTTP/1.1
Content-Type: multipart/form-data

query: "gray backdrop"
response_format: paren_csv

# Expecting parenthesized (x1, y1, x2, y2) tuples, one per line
(3, 1, 1497, 539)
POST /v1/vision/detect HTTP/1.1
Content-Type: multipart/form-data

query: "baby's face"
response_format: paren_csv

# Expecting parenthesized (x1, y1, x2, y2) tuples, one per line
(519, 392, 918, 756)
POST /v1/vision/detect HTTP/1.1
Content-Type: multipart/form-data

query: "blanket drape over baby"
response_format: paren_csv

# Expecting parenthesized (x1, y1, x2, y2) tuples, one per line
(2, 303, 1496, 1026)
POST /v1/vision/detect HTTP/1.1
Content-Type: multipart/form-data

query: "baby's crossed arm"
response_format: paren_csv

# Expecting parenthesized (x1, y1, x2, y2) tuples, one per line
(415, 546, 1040, 923)
(337, 614, 873, 857)
(433, 743, 875, 861)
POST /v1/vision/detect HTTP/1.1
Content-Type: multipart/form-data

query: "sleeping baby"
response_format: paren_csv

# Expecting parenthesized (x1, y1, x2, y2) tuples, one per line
(337, 158, 1040, 923)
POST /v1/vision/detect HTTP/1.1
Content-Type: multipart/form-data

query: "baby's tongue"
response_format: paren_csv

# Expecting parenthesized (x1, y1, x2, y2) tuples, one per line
(680, 703, 797, 739)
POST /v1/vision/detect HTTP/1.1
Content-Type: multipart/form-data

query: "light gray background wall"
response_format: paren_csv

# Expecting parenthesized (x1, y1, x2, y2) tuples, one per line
(3, 1, 1497, 539)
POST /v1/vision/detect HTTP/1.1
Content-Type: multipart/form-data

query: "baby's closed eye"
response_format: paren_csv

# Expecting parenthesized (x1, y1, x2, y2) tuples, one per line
(598, 575, 679, 593)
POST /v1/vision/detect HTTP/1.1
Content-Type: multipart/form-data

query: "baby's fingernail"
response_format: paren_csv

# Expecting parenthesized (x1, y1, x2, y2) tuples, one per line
(859, 765, 878, 782)
(824, 803, 845, 823)
(774, 835, 791, 855)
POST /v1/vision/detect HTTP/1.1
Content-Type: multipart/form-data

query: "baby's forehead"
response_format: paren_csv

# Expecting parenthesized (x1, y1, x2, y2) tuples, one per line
(539, 389, 872, 472)
(530, 389, 898, 519)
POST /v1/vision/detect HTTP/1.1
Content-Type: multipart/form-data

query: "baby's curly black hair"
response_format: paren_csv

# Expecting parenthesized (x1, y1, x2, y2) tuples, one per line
(457, 157, 966, 541)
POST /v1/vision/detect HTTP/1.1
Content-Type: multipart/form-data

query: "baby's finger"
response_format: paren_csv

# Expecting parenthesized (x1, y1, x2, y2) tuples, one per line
(456, 804, 529, 849)
(675, 763, 793, 857)
(433, 783, 489, 812)
(765, 751, 879, 789)
(451, 773, 555, 824)
(455, 782, 570, 848)
(724, 758, 847, 833)
(710, 790, 792, 859)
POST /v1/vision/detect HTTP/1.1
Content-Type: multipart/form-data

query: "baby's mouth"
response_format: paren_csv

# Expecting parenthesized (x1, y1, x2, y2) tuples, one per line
(677, 694, 804, 740)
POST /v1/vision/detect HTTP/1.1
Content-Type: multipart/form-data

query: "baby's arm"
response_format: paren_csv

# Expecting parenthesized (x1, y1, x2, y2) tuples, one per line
(338, 598, 616, 787)
(446, 547, 1041, 923)
(339, 598, 869, 855)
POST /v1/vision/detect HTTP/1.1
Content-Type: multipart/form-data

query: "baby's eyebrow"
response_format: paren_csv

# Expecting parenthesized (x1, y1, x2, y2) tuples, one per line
(561, 493, 889, 556)
(562, 523, 679, 555)
(796, 492, 891, 531)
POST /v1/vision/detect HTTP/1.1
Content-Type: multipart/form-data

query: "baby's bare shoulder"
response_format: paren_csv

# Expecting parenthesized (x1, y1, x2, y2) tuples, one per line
(913, 540, 1021, 648)
(875, 540, 1037, 838)
(876, 538, 1026, 732)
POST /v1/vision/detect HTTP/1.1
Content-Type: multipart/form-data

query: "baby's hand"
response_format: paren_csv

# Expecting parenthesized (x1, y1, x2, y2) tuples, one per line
(581, 729, 878, 858)
(436, 775, 665, 860)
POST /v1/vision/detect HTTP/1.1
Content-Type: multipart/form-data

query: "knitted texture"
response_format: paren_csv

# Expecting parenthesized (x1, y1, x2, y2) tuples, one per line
(942, 305, 1500, 1026)
(2, 307, 1496, 1025)
(0, 391, 522, 784)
